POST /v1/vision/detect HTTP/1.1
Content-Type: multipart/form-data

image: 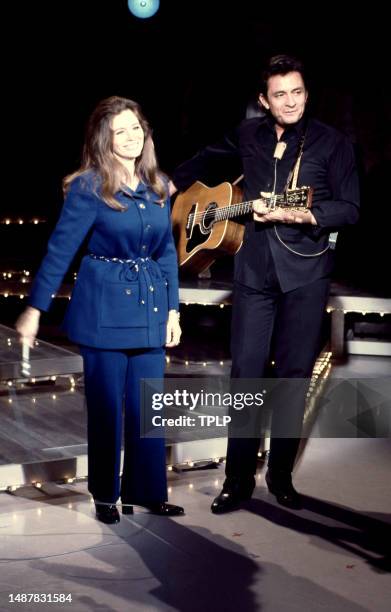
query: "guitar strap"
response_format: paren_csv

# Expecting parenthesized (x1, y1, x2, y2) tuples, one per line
(275, 121, 333, 257)
(283, 124, 308, 192)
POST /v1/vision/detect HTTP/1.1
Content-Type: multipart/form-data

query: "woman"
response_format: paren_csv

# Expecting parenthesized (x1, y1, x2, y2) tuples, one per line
(16, 96, 183, 524)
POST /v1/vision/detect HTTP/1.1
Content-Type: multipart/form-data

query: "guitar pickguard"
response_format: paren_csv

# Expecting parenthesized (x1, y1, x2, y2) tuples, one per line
(185, 202, 219, 254)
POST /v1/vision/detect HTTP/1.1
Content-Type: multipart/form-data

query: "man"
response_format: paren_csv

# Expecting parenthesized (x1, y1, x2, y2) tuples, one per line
(171, 55, 359, 512)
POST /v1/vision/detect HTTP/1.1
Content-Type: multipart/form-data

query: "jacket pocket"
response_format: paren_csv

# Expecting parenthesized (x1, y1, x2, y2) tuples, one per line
(100, 281, 148, 328)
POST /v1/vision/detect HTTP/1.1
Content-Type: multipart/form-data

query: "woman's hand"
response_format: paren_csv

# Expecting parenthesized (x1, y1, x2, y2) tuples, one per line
(168, 180, 178, 197)
(15, 306, 41, 348)
(165, 310, 181, 347)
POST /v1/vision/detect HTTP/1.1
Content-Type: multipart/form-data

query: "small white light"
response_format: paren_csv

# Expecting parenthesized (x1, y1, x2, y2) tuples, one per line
(5, 219, 10, 225)
(220, 304, 224, 309)
(185, 360, 189, 366)
(189, 483, 194, 489)
(33, 219, 39, 224)
(167, 465, 173, 471)
(35, 482, 42, 489)
(3, 293, 9, 298)
(18, 219, 23, 225)
(52, 394, 56, 400)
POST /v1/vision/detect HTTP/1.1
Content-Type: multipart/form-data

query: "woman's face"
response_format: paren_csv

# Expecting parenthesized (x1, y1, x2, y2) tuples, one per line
(111, 109, 145, 161)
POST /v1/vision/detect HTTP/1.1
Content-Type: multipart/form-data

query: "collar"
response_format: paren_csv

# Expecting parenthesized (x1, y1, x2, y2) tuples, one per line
(119, 181, 163, 205)
(265, 113, 308, 139)
(120, 181, 148, 197)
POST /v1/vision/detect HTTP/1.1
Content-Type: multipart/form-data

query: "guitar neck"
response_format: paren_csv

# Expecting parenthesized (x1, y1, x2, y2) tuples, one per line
(215, 195, 283, 222)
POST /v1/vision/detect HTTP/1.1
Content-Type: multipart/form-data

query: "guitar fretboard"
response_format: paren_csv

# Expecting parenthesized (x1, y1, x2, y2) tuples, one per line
(214, 196, 284, 221)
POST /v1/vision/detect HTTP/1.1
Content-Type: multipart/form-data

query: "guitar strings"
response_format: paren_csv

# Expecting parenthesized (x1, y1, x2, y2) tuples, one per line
(188, 195, 293, 223)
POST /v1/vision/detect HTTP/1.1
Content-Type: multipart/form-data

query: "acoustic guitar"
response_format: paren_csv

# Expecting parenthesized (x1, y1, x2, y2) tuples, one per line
(171, 181, 313, 273)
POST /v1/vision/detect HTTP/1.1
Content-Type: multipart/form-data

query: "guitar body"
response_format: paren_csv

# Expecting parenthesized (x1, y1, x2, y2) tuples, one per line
(171, 181, 245, 273)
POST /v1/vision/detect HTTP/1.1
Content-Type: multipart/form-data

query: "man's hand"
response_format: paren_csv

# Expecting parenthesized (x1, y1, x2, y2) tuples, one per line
(253, 200, 317, 225)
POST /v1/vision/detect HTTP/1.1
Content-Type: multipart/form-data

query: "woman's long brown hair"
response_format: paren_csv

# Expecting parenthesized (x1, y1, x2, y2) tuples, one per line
(63, 96, 167, 209)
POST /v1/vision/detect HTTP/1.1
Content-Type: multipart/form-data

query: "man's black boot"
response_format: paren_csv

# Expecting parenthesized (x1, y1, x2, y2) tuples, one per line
(265, 469, 303, 510)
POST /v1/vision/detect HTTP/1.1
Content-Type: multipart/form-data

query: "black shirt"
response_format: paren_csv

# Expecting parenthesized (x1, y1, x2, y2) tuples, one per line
(173, 114, 360, 292)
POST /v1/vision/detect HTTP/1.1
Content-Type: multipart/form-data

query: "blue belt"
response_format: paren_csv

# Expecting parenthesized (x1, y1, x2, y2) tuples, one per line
(89, 253, 164, 312)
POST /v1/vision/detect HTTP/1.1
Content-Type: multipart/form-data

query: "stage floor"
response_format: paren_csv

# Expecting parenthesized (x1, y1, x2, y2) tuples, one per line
(0, 436, 390, 611)
(0, 322, 390, 610)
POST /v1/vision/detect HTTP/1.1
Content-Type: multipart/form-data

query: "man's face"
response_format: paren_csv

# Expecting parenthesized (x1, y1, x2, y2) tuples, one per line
(259, 71, 308, 128)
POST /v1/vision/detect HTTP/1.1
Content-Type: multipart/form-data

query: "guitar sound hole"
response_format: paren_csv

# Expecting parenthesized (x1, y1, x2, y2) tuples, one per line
(202, 202, 218, 231)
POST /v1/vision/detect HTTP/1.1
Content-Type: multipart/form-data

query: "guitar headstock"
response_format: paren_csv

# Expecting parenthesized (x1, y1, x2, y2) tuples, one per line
(260, 187, 313, 210)
(284, 187, 313, 209)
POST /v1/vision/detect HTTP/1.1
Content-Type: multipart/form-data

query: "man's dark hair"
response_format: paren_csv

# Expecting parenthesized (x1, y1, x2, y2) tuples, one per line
(260, 55, 306, 95)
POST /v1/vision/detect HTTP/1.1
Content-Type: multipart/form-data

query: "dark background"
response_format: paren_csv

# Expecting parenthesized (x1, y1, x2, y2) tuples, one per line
(2, 0, 390, 292)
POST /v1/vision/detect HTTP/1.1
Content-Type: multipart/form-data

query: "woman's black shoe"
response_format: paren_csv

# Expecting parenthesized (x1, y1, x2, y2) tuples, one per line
(122, 504, 134, 515)
(95, 502, 120, 524)
(146, 502, 184, 516)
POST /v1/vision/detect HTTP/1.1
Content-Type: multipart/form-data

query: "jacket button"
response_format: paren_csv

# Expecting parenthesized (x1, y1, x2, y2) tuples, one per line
(141, 300, 145, 305)
(149, 285, 154, 292)
(139, 203, 146, 209)
(154, 307, 158, 312)
(142, 245, 147, 250)
(125, 289, 132, 295)
(146, 224, 151, 230)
